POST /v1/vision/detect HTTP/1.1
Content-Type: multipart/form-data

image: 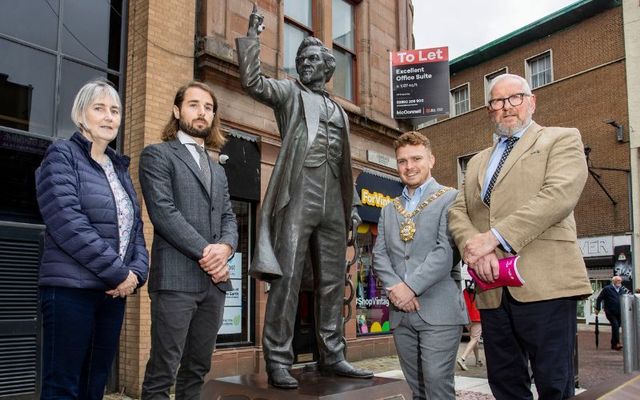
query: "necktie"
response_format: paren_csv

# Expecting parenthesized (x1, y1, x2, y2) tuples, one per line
(483, 136, 519, 206)
(189, 143, 211, 194)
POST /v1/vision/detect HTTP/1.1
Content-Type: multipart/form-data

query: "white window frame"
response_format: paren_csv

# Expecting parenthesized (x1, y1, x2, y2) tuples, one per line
(457, 152, 478, 188)
(525, 50, 554, 89)
(449, 83, 470, 117)
(484, 67, 508, 104)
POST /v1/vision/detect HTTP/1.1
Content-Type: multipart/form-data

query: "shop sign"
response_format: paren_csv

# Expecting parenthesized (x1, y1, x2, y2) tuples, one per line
(367, 150, 397, 169)
(355, 172, 403, 223)
(578, 236, 612, 258)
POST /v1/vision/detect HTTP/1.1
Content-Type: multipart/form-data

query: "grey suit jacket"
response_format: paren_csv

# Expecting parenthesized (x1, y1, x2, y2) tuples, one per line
(372, 179, 468, 328)
(139, 139, 238, 293)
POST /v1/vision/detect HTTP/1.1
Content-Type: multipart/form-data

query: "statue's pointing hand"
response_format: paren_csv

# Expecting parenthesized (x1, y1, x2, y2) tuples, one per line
(248, 3, 265, 37)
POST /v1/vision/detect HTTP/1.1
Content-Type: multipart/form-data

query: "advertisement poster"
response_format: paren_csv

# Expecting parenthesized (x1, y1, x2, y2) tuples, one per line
(389, 47, 450, 119)
(218, 307, 242, 335)
(221, 253, 243, 334)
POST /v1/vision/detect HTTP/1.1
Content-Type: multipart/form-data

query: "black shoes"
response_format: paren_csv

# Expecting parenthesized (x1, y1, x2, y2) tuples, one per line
(320, 360, 374, 378)
(267, 361, 373, 389)
(267, 368, 299, 389)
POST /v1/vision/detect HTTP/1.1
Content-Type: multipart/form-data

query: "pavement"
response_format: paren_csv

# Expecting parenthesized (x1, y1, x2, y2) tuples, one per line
(104, 324, 625, 400)
(351, 323, 625, 399)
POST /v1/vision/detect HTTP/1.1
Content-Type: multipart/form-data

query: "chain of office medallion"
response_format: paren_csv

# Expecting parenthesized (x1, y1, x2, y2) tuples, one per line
(393, 187, 453, 218)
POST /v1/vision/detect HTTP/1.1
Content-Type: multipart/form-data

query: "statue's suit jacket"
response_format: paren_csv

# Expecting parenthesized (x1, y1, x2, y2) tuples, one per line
(373, 179, 468, 328)
(448, 122, 592, 309)
(236, 36, 354, 280)
(139, 140, 238, 293)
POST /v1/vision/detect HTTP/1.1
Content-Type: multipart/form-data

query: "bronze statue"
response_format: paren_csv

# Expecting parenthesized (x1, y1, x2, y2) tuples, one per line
(236, 5, 373, 389)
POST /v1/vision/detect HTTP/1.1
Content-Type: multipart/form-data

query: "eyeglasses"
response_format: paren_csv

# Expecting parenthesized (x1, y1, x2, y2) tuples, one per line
(487, 93, 531, 111)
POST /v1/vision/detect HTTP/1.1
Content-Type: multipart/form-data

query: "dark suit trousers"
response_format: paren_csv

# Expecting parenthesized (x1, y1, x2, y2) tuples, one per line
(141, 285, 225, 400)
(605, 312, 621, 348)
(481, 290, 577, 400)
(263, 164, 346, 370)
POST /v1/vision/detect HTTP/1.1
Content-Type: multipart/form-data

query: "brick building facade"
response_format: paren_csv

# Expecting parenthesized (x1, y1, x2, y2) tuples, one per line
(118, 0, 414, 395)
(0, 0, 414, 397)
(420, 0, 630, 322)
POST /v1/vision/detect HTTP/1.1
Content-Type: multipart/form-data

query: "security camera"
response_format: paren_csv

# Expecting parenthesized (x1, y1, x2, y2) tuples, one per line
(219, 154, 229, 164)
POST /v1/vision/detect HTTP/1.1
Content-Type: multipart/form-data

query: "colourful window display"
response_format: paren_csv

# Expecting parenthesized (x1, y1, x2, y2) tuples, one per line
(355, 227, 391, 336)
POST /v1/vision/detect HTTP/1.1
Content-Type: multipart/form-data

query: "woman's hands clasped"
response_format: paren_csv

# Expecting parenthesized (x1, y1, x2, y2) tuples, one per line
(106, 270, 139, 298)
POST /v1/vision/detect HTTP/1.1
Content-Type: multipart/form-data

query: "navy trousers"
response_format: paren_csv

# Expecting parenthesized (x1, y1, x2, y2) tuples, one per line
(605, 312, 621, 348)
(481, 290, 577, 400)
(40, 286, 125, 400)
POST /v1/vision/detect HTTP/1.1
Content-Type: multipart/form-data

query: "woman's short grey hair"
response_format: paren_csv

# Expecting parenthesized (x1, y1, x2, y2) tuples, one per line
(71, 79, 121, 130)
(487, 73, 532, 103)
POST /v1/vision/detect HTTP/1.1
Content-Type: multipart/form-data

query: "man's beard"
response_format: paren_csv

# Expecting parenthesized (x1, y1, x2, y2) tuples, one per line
(494, 115, 532, 137)
(179, 119, 210, 139)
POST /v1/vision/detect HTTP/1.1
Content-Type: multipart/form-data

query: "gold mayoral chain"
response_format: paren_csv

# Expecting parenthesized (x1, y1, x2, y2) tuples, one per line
(393, 187, 453, 242)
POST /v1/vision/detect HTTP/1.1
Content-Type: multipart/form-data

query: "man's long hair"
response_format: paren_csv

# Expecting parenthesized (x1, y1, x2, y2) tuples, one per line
(161, 81, 226, 149)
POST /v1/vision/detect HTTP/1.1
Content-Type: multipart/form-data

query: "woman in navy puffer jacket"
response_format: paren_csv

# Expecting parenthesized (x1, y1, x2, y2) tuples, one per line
(35, 80, 149, 400)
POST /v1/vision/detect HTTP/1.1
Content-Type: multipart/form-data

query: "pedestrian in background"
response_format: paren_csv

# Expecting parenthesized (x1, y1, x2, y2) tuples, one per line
(35, 79, 149, 399)
(458, 281, 483, 370)
(595, 276, 629, 350)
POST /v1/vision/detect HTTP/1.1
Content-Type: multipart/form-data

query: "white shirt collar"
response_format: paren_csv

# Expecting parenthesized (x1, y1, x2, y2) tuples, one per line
(177, 130, 205, 149)
(401, 177, 433, 201)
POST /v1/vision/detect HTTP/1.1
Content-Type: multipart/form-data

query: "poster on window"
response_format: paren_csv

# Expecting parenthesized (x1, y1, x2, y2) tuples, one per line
(389, 47, 450, 119)
(228, 253, 242, 280)
(355, 255, 390, 335)
(220, 253, 243, 334)
(613, 245, 633, 291)
(219, 306, 242, 335)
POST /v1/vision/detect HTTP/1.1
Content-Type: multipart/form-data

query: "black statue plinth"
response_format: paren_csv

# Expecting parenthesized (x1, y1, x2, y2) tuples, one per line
(202, 370, 412, 400)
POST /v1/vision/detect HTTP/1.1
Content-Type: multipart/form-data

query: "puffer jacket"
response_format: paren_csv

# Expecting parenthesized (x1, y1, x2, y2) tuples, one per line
(35, 132, 148, 290)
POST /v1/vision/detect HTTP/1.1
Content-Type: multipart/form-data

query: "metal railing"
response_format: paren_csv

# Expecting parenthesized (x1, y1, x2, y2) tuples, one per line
(620, 294, 640, 373)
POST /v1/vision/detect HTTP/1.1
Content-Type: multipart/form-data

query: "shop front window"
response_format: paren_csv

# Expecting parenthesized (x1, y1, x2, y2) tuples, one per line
(355, 224, 390, 336)
(217, 200, 255, 346)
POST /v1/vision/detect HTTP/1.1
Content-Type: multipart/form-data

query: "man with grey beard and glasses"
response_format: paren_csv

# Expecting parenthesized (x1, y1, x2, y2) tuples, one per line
(449, 73, 591, 399)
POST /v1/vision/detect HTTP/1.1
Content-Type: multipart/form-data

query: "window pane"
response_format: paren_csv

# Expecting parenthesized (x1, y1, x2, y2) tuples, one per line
(0, 40, 56, 135)
(333, 48, 354, 101)
(284, 24, 309, 78)
(0, 0, 60, 50)
(57, 59, 118, 139)
(284, 0, 312, 28)
(217, 200, 253, 345)
(332, 0, 354, 50)
(62, 0, 121, 69)
(0, 130, 50, 223)
(452, 86, 469, 116)
(529, 53, 551, 89)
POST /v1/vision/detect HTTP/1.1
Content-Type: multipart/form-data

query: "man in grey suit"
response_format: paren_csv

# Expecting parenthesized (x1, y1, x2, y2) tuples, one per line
(373, 131, 468, 400)
(139, 81, 238, 400)
(235, 6, 372, 389)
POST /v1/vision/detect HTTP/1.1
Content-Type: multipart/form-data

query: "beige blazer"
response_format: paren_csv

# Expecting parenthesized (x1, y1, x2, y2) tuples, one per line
(448, 122, 592, 309)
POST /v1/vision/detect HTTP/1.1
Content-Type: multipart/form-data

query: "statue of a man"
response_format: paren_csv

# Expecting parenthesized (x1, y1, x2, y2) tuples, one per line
(236, 5, 373, 389)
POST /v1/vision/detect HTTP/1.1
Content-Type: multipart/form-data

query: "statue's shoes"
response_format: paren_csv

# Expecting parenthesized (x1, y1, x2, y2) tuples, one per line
(267, 368, 298, 389)
(320, 360, 374, 378)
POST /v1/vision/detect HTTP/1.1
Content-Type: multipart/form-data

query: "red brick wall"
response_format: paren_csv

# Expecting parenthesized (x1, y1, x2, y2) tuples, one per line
(422, 7, 630, 238)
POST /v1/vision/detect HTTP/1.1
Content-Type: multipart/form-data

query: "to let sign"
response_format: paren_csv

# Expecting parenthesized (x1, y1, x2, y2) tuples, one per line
(390, 47, 450, 119)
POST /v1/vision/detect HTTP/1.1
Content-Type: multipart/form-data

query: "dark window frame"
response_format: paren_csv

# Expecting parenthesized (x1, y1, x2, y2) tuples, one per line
(0, 0, 127, 146)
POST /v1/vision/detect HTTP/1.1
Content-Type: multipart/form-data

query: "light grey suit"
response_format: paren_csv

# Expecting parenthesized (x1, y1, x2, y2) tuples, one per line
(139, 139, 238, 400)
(373, 179, 468, 400)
